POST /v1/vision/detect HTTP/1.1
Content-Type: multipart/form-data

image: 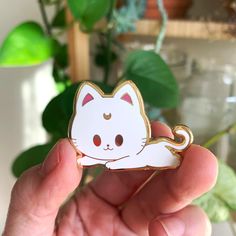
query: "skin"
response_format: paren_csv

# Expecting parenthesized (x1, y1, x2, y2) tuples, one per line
(3, 122, 218, 236)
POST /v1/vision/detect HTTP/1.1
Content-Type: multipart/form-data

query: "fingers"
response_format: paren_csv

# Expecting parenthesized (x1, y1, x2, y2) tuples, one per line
(121, 145, 218, 234)
(89, 121, 173, 206)
(3, 139, 82, 236)
(149, 205, 211, 236)
(151, 121, 174, 139)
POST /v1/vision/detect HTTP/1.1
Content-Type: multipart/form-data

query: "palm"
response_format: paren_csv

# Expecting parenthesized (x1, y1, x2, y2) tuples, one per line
(4, 122, 217, 236)
(56, 172, 145, 235)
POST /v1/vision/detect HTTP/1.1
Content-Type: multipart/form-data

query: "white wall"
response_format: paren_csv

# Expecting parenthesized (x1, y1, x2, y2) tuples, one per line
(1, 0, 42, 43)
(0, 0, 55, 232)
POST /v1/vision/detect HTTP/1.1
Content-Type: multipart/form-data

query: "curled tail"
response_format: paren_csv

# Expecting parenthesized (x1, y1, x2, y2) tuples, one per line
(162, 125, 193, 151)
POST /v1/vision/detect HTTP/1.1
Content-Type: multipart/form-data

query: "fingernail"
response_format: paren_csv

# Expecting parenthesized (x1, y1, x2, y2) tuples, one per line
(156, 216, 185, 236)
(41, 142, 61, 175)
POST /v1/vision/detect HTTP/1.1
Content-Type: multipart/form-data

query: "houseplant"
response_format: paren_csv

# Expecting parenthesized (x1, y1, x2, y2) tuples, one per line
(1, 0, 236, 228)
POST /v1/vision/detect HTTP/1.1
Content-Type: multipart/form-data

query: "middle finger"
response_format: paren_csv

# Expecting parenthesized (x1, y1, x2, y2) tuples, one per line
(120, 145, 217, 235)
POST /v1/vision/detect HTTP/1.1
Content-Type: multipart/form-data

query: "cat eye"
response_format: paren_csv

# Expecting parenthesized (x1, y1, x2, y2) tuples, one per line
(115, 135, 123, 146)
(93, 135, 101, 147)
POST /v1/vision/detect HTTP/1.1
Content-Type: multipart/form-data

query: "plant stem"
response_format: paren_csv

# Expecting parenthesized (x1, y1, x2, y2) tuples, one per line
(103, 0, 116, 85)
(55, 0, 61, 12)
(203, 122, 236, 149)
(155, 0, 168, 53)
(38, 0, 52, 36)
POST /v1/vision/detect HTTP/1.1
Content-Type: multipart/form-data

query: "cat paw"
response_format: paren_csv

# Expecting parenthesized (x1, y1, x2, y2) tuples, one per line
(106, 161, 130, 170)
(80, 158, 89, 166)
(80, 156, 97, 166)
(105, 161, 116, 169)
(172, 157, 180, 167)
(105, 162, 111, 169)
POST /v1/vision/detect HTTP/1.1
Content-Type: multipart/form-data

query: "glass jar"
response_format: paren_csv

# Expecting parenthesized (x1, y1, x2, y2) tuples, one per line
(160, 45, 192, 89)
(179, 59, 236, 159)
(159, 45, 192, 125)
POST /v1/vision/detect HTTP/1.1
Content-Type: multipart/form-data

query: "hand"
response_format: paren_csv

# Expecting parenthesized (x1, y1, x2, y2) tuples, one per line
(3, 122, 217, 236)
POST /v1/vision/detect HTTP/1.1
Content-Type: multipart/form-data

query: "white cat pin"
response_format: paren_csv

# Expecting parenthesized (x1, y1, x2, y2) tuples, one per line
(69, 80, 193, 170)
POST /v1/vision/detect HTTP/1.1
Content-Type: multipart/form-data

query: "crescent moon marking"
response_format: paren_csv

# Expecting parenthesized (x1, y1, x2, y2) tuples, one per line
(103, 113, 112, 120)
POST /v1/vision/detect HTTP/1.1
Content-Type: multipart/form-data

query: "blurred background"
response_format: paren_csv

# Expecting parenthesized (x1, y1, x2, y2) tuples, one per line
(0, 0, 56, 231)
(1, 0, 236, 235)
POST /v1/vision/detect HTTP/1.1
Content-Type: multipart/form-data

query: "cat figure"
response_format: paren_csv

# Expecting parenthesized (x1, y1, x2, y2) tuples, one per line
(69, 81, 193, 170)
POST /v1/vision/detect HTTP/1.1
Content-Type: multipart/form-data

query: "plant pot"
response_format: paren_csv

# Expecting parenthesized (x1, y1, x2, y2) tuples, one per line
(224, 0, 236, 18)
(116, 0, 125, 8)
(145, 0, 192, 19)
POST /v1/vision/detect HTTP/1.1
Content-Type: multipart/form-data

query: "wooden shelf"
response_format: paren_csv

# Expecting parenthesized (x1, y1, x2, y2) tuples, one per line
(67, 18, 236, 82)
(123, 20, 236, 41)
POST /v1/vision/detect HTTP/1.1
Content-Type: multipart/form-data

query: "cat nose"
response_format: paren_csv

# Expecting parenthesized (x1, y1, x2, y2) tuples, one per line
(107, 144, 110, 147)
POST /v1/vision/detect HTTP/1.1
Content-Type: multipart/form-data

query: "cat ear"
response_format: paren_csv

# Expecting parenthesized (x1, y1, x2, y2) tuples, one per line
(114, 81, 142, 111)
(76, 82, 102, 109)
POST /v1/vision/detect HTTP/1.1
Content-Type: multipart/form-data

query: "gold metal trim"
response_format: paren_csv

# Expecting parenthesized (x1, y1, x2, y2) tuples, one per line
(68, 80, 194, 171)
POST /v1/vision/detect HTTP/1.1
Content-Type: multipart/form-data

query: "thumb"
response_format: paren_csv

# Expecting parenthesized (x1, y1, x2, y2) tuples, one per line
(3, 139, 82, 236)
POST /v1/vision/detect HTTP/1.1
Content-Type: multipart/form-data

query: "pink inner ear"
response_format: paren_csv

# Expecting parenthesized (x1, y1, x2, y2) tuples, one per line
(121, 93, 133, 105)
(82, 93, 94, 106)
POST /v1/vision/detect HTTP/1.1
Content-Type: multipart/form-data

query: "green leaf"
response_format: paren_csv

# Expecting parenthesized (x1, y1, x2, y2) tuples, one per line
(0, 21, 58, 66)
(194, 160, 236, 222)
(54, 44, 68, 68)
(67, 0, 110, 31)
(12, 142, 55, 178)
(51, 7, 66, 29)
(95, 45, 118, 68)
(53, 66, 69, 83)
(214, 161, 236, 210)
(194, 191, 230, 222)
(42, 81, 114, 137)
(124, 50, 179, 108)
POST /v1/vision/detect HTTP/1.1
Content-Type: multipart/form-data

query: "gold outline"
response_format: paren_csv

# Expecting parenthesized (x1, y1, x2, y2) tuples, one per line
(68, 80, 193, 171)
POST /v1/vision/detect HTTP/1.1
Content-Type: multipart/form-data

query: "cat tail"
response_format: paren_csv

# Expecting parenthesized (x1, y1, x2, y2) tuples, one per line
(161, 125, 193, 151)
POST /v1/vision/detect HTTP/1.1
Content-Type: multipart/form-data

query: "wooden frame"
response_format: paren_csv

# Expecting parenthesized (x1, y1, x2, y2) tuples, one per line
(129, 20, 236, 40)
(67, 11, 90, 83)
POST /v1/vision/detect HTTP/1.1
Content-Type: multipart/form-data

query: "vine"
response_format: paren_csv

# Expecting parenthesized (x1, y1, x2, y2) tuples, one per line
(155, 0, 168, 53)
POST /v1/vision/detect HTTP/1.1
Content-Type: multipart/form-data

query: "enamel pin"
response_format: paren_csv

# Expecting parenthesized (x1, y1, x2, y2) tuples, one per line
(69, 80, 193, 170)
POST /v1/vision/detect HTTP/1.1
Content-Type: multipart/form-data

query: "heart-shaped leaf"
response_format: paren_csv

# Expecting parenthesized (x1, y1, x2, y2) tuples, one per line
(194, 160, 236, 222)
(124, 50, 179, 108)
(194, 191, 230, 222)
(0, 21, 58, 66)
(67, 0, 110, 31)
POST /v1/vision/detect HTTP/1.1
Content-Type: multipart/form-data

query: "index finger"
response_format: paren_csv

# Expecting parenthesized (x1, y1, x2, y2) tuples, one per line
(121, 145, 218, 234)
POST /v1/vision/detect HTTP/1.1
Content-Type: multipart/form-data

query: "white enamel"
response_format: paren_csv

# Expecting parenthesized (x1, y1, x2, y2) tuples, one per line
(70, 81, 193, 170)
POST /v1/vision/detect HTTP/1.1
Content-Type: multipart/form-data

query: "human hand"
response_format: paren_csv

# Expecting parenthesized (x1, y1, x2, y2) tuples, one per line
(3, 122, 217, 236)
